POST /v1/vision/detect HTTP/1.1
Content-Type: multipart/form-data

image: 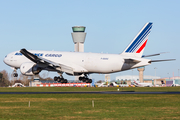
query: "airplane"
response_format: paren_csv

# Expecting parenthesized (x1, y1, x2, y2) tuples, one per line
(3, 22, 175, 83)
(109, 82, 129, 87)
(132, 80, 153, 87)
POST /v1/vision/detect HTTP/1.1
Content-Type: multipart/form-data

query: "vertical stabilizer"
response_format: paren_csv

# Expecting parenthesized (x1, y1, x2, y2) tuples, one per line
(121, 22, 153, 58)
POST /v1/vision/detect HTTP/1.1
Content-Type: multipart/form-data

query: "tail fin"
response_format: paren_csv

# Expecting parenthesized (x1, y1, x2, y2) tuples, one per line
(121, 22, 153, 58)
(134, 80, 137, 83)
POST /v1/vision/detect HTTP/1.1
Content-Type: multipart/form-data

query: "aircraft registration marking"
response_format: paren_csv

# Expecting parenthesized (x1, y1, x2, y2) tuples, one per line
(101, 58, 109, 60)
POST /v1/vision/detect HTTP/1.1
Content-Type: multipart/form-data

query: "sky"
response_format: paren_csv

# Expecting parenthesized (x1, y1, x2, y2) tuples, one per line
(0, 0, 180, 81)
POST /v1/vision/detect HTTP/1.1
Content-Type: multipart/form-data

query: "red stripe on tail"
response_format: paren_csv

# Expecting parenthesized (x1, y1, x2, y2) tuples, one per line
(136, 40, 148, 53)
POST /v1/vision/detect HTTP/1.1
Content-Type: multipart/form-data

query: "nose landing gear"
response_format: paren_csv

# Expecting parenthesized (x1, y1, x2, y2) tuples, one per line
(13, 68, 18, 77)
(13, 73, 18, 77)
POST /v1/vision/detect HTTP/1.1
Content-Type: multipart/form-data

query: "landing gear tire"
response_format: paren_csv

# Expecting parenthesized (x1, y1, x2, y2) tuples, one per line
(82, 79, 86, 83)
(85, 79, 89, 83)
(79, 77, 83, 81)
(54, 76, 68, 83)
(79, 74, 92, 83)
(13, 73, 18, 77)
(88, 79, 92, 83)
(54, 76, 58, 81)
(64, 79, 67, 83)
(13, 68, 18, 77)
(60, 79, 64, 83)
(57, 77, 61, 82)
(60, 79, 67, 83)
(80, 77, 92, 83)
(86, 79, 92, 83)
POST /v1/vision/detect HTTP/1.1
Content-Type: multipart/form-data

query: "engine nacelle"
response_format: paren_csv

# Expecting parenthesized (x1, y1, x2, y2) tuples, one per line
(20, 62, 42, 76)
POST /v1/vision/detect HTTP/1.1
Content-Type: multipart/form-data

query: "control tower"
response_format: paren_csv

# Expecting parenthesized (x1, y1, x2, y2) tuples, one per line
(137, 66, 145, 83)
(71, 26, 86, 52)
(71, 26, 86, 81)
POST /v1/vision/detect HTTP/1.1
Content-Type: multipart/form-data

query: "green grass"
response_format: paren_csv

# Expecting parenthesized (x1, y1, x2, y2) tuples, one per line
(0, 87, 180, 119)
(0, 86, 180, 92)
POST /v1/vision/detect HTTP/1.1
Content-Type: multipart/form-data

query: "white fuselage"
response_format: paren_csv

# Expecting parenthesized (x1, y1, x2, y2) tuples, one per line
(4, 50, 151, 75)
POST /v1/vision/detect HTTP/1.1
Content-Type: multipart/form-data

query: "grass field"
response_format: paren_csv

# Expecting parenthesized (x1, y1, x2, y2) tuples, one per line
(0, 87, 180, 119)
(0, 86, 180, 92)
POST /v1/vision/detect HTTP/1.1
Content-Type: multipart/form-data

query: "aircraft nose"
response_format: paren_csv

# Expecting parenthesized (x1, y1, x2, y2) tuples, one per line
(3, 55, 10, 65)
(3, 56, 8, 64)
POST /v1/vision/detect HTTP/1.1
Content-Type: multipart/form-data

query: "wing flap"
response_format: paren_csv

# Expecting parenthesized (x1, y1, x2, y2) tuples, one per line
(58, 64, 74, 75)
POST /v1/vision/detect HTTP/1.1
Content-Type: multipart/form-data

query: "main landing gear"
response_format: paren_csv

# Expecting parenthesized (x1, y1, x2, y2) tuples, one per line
(54, 74, 67, 83)
(53, 73, 92, 83)
(79, 75, 92, 83)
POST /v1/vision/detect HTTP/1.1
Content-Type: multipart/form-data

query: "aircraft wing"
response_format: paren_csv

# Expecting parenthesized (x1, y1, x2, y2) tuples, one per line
(20, 48, 74, 75)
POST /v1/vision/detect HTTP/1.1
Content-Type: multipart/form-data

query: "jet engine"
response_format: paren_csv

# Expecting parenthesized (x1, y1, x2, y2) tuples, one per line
(20, 62, 42, 76)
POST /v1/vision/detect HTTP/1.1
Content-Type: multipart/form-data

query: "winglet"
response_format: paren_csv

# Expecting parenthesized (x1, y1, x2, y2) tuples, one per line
(20, 48, 38, 63)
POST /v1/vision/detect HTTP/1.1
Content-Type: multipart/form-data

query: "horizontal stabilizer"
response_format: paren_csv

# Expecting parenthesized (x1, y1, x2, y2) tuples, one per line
(142, 52, 168, 58)
(148, 59, 175, 63)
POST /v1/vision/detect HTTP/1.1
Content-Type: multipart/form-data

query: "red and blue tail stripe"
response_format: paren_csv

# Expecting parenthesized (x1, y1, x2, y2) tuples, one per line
(125, 22, 152, 53)
(121, 22, 153, 58)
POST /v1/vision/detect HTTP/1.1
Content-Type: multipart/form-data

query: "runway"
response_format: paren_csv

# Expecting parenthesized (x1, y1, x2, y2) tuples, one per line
(0, 91, 180, 94)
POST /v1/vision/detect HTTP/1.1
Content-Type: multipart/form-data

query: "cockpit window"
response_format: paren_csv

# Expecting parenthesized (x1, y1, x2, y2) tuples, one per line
(5, 55, 7, 58)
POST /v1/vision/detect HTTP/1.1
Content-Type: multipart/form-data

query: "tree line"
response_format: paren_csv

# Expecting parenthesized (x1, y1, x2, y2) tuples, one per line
(0, 70, 53, 87)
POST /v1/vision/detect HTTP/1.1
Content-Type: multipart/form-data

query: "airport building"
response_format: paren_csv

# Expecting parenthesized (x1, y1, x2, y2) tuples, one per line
(161, 77, 180, 86)
(116, 75, 180, 86)
(116, 75, 161, 85)
(29, 80, 92, 87)
(116, 75, 160, 81)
